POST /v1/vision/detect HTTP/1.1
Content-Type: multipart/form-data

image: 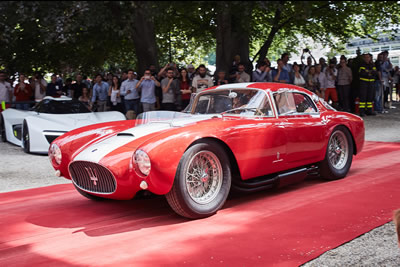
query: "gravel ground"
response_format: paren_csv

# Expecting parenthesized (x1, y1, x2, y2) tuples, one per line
(0, 142, 70, 193)
(0, 101, 399, 265)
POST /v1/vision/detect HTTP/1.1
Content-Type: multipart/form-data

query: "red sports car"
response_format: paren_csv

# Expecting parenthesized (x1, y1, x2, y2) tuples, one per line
(49, 83, 364, 219)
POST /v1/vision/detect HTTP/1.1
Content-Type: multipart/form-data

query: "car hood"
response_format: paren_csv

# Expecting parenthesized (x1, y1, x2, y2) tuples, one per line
(32, 112, 124, 131)
(73, 114, 218, 163)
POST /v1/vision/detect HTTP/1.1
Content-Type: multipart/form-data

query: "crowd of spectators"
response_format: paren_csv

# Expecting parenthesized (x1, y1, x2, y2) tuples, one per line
(1, 49, 400, 117)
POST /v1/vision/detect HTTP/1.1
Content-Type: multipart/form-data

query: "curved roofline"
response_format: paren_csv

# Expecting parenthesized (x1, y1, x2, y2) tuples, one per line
(206, 82, 312, 94)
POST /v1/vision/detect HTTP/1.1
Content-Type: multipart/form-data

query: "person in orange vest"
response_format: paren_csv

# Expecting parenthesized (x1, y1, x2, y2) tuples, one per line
(358, 53, 378, 116)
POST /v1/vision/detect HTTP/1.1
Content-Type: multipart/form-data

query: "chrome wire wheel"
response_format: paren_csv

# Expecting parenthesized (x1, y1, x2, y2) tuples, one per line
(328, 130, 349, 170)
(185, 151, 223, 205)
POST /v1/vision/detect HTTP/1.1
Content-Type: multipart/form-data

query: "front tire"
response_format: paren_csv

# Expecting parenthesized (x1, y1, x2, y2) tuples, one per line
(22, 120, 30, 153)
(319, 126, 353, 180)
(166, 140, 231, 219)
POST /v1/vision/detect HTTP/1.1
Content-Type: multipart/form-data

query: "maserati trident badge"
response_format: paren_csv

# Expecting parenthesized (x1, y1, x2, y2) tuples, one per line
(85, 167, 98, 186)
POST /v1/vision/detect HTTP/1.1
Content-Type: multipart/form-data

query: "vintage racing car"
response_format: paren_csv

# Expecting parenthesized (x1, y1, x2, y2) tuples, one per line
(48, 83, 364, 219)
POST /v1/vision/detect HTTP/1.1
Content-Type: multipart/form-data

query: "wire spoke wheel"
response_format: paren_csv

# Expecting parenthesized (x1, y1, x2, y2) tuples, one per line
(185, 151, 223, 204)
(166, 141, 231, 219)
(319, 126, 353, 181)
(328, 130, 348, 170)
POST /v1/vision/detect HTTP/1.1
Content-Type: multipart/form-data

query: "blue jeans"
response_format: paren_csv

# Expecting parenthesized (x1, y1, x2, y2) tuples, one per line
(374, 81, 383, 112)
(16, 103, 30, 110)
(124, 98, 140, 115)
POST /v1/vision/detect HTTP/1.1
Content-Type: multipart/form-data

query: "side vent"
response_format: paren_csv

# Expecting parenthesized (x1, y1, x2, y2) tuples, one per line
(117, 133, 134, 137)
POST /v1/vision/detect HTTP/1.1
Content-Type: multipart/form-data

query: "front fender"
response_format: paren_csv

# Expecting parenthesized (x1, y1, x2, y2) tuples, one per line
(139, 127, 219, 195)
(51, 120, 134, 179)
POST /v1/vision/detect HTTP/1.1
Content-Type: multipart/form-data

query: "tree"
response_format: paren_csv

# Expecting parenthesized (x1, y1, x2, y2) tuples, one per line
(215, 2, 253, 74)
(251, 1, 400, 64)
(1, 1, 399, 78)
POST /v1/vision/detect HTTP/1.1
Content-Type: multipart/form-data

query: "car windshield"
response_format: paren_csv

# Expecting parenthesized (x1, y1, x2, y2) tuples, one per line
(135, 110, 192, 126)
(34, 99, 91, 114)
(191, 89, 272, 116)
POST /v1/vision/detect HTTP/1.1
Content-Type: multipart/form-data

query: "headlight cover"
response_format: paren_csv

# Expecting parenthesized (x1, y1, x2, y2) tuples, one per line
(134, 149, 151, 176)
(49, 143, 62, 165)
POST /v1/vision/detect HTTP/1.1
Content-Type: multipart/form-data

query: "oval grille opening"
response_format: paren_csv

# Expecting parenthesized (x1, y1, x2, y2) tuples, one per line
(69, 161, 116, 194)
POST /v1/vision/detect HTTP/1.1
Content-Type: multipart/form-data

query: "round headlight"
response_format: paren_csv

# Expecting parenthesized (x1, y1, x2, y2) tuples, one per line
(50, 144, 62, 165)
(134, 150, 151, 176)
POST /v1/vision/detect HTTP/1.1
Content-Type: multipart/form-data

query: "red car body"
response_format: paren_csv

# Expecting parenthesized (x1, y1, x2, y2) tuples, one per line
(49, 83, 364, 218)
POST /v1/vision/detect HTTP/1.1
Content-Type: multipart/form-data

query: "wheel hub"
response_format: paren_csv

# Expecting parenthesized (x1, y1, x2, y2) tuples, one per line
(328, 130, 349, 170)
(201, 168, 209, 182)
(186, 151, 223, 204)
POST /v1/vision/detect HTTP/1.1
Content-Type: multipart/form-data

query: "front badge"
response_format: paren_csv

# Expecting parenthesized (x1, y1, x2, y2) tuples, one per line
(85, 167, 98, 186)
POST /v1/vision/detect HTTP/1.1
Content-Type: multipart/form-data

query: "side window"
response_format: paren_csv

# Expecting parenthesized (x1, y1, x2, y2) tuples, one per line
(274, 92, 296, 115)
(293, 93, 318, 113)
(274, 92, 317, 115)
(260, 97, 273, 117)
(194, 95, 210, 114)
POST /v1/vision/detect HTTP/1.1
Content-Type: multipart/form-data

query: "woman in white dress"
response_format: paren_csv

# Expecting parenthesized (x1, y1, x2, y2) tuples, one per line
(108, 75, 123, 112)
(292, 64, 306, 88)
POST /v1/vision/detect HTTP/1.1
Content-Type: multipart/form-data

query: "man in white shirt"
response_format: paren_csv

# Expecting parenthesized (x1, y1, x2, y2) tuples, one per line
(120, 69, 140, 114)
(31, 72, 47, 101)
(234, 63, 250, 83)
(0, 71, 12, 111)
(324, 59, 339, 107)
(191, 65, 214, 93)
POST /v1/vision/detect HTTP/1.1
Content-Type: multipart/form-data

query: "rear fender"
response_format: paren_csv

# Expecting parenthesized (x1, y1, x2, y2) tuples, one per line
(324, 113, 364, 156)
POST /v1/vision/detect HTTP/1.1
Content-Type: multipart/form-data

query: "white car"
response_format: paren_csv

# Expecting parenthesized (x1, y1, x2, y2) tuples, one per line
(0, 96, 126, 154)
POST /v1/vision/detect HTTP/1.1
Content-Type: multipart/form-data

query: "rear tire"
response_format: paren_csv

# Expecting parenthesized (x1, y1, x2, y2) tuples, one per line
(0, 115, 6, 142)
(319, 126, 353, 180)
(166, 140, 231, 219)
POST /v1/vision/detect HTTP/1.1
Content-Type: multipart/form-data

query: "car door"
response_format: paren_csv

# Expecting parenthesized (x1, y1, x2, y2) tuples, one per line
(223, 94, 287, 180)
(273, 91, 326, 169)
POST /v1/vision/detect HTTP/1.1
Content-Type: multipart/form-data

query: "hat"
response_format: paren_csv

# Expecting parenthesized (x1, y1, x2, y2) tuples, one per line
(187, 64, 194, 69)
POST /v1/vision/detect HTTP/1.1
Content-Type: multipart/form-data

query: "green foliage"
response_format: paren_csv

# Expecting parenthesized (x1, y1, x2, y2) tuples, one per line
(154, 1, 216, 67)
(0, 1, 399, 76)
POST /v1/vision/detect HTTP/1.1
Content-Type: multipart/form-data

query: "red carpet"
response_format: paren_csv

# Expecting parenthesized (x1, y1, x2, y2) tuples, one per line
(1, 141, 400, 266)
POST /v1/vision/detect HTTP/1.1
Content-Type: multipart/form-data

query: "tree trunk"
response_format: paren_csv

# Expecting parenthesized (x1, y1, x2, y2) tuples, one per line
(216, 2, 252, 75)
(131, 1, 159, 76)
(253, 2, 284, 64)
(256, 28, 279, 63)
(216, 4, 233, 74)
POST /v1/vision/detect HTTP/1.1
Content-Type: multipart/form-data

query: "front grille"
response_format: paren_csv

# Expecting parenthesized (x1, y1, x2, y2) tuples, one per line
(69, 161, 116, 194)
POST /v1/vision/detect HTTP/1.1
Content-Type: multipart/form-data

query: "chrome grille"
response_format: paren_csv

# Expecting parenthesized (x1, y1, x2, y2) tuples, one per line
(69, 161, 116, 194)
